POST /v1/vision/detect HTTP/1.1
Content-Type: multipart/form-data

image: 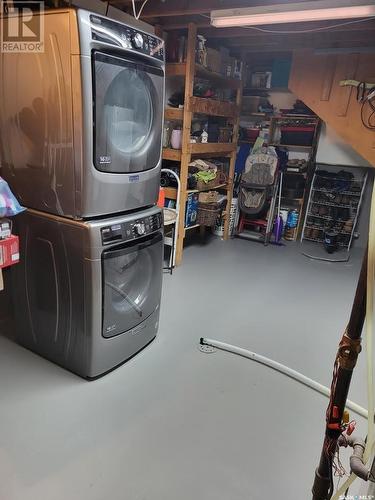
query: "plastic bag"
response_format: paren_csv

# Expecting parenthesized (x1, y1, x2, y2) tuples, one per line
(0, 177, 26, 217)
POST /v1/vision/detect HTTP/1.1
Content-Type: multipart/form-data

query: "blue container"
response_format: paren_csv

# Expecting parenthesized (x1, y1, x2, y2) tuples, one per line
(286, 209, 299, 229)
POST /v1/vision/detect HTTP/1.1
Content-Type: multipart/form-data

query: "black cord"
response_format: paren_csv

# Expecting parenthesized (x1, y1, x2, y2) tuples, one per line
(328, 455, 334, 499)
(105, 1, 110, 16)
(361, 98, 375, 130)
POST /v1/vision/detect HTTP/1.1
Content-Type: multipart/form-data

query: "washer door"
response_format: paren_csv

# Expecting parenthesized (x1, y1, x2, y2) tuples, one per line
(93, 51, 164, 174)
(102, 232, 163, 338)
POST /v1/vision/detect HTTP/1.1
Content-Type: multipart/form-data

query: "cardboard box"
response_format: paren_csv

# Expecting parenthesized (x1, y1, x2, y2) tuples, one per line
(0, 235, 19, 269)
(206, 48, 222, 74)
(185, 193, 199, 227)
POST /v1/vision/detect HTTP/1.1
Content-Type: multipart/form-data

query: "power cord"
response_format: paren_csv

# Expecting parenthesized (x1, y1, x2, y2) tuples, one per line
(239, 16, 375, 34)
(361, 95, 375, 130)
(132, 0, 149, 20)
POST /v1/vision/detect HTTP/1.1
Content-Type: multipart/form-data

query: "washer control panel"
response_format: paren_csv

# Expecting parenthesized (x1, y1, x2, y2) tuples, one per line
(101, 212, 162, 245)
(90, 15, 164, 61)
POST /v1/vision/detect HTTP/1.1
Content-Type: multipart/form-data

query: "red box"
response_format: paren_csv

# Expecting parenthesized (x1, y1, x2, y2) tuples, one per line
(0, 235, 20, 269)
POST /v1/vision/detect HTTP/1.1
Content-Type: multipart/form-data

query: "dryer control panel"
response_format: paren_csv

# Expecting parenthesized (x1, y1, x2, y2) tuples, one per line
(90, 15, 164, 61)
(101, 212, 162, 245)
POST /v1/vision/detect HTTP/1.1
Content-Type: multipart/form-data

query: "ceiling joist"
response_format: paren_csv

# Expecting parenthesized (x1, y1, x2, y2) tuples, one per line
(99, 0, 375, 55)
(135, 0, 315, 19)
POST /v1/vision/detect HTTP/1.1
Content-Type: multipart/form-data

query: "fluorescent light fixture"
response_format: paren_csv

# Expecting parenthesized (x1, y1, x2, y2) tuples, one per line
(211, 0, 375, 28)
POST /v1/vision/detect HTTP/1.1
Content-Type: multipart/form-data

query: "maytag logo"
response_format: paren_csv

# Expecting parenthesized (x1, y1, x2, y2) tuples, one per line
(106, 324, 117, 333)
(129, 175, 140, 183)
(99, 155, 112, 164)
(1, 1, 44, 53)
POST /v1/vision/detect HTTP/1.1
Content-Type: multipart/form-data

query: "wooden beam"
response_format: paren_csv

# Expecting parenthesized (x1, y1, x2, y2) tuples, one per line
(222, 31, 375, 48)
(188, 96, 239, 118)
(239, 41, 375, 54)
(175, 21, 196, 266)
(139, 0, 314, 19)
(160, 19, 211, 30)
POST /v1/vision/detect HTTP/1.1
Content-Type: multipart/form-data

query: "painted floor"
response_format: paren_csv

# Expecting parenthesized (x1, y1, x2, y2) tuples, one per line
(0, 237, 370, 500)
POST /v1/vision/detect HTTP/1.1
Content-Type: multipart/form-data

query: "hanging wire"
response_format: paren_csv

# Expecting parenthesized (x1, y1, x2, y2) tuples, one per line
(237, 16, 375, 34)
(361, 94, 375, 130)
(132, 0, 149, 20)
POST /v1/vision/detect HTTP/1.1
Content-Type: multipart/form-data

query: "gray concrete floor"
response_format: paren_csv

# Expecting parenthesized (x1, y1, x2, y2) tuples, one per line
(0, 237, 370, 500)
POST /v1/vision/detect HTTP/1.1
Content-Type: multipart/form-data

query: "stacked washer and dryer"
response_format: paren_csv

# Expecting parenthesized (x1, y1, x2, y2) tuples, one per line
(0, 9, 165, 378)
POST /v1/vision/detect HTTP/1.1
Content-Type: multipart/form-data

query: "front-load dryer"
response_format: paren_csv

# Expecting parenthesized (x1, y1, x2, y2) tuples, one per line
(12, 206, 163, 378)
(0, 8, 165, 218)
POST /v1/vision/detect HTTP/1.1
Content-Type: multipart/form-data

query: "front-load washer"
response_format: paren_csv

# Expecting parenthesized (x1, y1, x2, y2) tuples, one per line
(0, 8, 165, 218)
(12, 206, 163, 378)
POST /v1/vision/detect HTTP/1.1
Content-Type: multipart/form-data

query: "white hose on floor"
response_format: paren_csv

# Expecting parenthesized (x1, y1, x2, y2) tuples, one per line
(332, 179, 375, 500)
(201, 338, 368, 419)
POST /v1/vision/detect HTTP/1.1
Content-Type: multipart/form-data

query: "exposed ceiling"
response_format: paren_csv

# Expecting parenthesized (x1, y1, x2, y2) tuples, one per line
(107, 0, 375, 58)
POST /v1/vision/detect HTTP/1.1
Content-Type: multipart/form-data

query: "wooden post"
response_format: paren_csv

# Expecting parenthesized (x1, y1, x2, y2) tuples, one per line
(175, 22, 196, 266)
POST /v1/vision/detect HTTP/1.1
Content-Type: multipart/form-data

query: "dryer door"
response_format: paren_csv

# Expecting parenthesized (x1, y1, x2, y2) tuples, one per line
(93, 51, 164, 174)
(102, 231, 163, 338)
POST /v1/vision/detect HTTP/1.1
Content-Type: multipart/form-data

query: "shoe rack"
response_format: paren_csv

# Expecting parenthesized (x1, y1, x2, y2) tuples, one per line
(301, 165, 368, 251)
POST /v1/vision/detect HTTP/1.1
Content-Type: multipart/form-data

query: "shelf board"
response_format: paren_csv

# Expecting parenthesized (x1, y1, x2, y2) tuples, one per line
(185, 223, 201, 231)
(166, 62, 242, 90)
(286, 170, 307, 175)
(303, 236, 347, 247)
(163, 187, 177, 200)
(188, 96, 239, 118)
(274, 114, 319, 120)
(164, 183, 228, 198)
(305, 225, 351, 236)
(166, 62, 186, 77)
(187, 183, 228, 193)
(164, 107, 184, 120)
(240, 112, 268, 117)
(270, 143, 313, 150)
(312, 188, 361, 196)
(195, 64, 242, 89)
(189, 142, 237, 156)
(281, 196, 304, 202)
(244, 87, 271, 92)
(311, 200, 357, 209)
(162, 148, 182, 161)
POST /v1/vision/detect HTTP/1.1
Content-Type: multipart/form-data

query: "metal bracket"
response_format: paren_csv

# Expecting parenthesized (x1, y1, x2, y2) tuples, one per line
(198, 344, 217, 354)
(340, 79, 375, 90)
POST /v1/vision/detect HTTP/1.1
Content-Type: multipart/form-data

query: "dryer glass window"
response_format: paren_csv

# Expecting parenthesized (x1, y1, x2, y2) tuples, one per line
(93, 51, 164, 174)
(102, 232, 163, 338)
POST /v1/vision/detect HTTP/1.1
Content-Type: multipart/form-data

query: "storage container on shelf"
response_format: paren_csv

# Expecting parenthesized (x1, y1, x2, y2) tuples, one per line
(280, 125, 315, 146)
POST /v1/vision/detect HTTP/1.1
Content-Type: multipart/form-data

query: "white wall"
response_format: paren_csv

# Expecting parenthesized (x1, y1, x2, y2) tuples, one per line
(316, 123, 371, 167)
(268, 90, 296, 112)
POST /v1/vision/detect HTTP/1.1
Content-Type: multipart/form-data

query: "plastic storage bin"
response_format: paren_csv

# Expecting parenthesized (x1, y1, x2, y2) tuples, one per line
(280, 126, 315, 146)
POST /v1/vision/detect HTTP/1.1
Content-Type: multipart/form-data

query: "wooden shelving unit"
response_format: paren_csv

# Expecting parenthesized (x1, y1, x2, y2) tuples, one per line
(164, 107, 184, 121)
(163, 22, 243, 265)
